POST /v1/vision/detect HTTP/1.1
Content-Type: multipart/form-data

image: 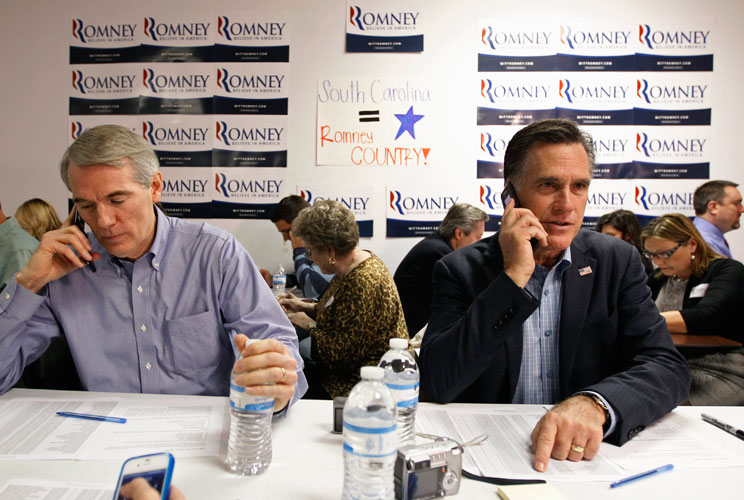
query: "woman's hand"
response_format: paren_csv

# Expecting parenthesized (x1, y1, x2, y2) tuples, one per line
(278, 293, 315, 314)
(287, 311, 315, 330)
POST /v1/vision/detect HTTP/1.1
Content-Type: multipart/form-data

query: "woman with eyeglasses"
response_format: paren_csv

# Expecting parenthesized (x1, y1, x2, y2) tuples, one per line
(641, 213, 744, 405)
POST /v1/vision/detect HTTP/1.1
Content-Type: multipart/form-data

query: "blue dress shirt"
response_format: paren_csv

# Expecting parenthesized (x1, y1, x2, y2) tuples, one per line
(0, 208, 308, 401)
(512, 247, 616, 436)
(693, 217, 731, 258)
(512, 248, 571, 404)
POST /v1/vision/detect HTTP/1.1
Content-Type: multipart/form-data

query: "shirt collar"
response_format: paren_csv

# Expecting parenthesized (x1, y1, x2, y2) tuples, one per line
(96, 205, 169, 272)
(694, 216, 724, 237)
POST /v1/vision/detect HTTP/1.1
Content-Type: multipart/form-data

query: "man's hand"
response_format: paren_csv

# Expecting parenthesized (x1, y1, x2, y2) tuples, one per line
(15, 208, 100, 293)
(287, 230, 306, 250)
(498, 199, 548, 288)
(119, 478, 186, 500)
(233, 334, 298, 412)
(530, 395, 606, 472)
(259, 269, 273, 288)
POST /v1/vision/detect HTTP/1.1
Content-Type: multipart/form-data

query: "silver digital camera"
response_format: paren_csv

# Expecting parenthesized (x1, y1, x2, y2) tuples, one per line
(394, 439, 463, 500)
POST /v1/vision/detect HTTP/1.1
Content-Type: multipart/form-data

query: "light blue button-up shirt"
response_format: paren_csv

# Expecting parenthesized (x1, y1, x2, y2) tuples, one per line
(0, 208, 307, 401)
(511, 246, 617, 436)
(693, 217, 731, 258)
(512, 248, 571, 404)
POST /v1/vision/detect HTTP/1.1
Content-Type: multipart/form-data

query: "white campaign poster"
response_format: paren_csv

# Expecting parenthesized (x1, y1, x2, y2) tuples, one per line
(70, 15, 141, 64)
(213, 115, 288, 167)
(214, 10, 289, 62)
(160, 167, 212, 219)
(212, 167, 287, 219)
(296, 184, 374, 237)
(345, 0, 423, 53)
(386, 185, 464, 237)
(317, 76, 433, 167)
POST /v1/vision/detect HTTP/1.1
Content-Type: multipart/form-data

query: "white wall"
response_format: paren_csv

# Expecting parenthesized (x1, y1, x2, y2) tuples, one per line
(1, 0, 743, 270)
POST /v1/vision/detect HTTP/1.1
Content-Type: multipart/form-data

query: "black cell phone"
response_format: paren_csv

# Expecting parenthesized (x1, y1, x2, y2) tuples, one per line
(501, 181, 538, 249)
(73, 209, 96, 272)
(500, 180, 520, 209)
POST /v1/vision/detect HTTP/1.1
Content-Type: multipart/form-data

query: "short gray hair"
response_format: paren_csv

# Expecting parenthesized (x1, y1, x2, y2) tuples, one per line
(292, 199, 359, 256)
(60, 125, 160, 190)
(437, 203, 488, 240)
(504, 119, 595, 188)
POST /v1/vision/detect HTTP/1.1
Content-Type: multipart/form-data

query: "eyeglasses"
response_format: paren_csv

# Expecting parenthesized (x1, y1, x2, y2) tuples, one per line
(643, 241, 686, 261)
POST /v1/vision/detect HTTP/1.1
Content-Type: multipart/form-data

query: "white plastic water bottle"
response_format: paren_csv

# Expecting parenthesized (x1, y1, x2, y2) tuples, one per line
(379, 338, 419, 447)
(227, 339, 274, 475)
(342, 366, 397, 500)
(272, 262, 286, 297)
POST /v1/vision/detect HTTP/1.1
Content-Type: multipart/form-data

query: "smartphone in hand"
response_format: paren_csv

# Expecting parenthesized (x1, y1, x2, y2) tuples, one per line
(73, 208, 96, 272)
(501, 181, 538, 249)
(113, 452, 174, 500)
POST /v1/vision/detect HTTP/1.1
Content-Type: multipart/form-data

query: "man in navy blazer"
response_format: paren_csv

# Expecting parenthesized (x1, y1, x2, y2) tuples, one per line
(420, 119, 690, 473)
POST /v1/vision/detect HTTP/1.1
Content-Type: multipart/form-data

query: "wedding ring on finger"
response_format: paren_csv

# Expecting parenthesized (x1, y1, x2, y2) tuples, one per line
(570, 444, 585, 453)
(279, 367, 287, 383)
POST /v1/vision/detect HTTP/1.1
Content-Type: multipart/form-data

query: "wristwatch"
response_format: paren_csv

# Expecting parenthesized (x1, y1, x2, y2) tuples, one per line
(582, 393, 611, 432)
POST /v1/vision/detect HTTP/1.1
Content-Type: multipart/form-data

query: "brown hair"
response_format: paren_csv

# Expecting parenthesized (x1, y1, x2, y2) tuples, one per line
(641, 213, 722, 277)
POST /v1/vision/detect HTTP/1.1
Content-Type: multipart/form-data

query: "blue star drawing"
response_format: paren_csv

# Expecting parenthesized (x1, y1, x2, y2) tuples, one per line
(394, 106, 424, 140)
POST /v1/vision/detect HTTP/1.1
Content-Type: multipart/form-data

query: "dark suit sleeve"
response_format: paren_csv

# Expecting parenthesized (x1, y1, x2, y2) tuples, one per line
(578, 247, 690, 445)
(679, 259, 744, 335)
(420, 257, 539, 403)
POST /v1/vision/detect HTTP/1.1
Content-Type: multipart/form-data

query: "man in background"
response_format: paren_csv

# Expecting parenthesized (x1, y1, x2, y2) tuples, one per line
(693, 180, 744, 258)
(394, 203, 488, 336)
(260, 195, 333, 299)
(0, 200, 39, 291)
(0, 125, 306, 412)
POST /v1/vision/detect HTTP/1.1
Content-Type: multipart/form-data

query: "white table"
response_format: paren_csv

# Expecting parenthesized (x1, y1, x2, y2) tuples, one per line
(2, 388, 743, 499)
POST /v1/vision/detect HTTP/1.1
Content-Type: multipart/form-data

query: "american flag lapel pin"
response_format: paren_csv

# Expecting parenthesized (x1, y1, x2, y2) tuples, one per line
(578, 266, 593, 276)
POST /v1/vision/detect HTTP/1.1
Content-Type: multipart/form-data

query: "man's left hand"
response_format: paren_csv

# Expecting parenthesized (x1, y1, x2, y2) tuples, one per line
(288, 230, 306, 250)
(530, 395, 606, 472)
(233, 334, 299, 412)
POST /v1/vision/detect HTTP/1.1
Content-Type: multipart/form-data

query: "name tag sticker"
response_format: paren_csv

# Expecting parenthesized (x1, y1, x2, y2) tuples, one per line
(689, 284, 709, 298)
(325, 295, 335, 307)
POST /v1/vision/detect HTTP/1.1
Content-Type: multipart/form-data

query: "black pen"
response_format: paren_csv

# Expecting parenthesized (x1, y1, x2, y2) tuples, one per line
(701, 413, 744, 441)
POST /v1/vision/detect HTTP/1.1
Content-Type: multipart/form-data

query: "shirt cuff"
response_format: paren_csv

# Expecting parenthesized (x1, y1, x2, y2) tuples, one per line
(576, 391, 617, 439)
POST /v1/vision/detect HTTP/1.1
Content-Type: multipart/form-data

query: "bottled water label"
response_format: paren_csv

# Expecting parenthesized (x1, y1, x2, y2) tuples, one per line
(385, 381, 419, 408)
(272, 274, 286, 287)
(342, 422, 397, 458)
(229, 382, 274, 411)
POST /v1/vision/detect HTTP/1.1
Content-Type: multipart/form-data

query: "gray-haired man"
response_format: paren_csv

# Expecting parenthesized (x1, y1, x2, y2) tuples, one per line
(394, 203, 488, 335)
(0, 125, 307, 411)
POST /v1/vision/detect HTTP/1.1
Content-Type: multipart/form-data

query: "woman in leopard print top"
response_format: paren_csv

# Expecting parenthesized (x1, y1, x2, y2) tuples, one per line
(281, 200, 409, 398)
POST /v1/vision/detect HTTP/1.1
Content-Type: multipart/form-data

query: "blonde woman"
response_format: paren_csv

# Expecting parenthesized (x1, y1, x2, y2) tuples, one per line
(15, 198, 62, 240)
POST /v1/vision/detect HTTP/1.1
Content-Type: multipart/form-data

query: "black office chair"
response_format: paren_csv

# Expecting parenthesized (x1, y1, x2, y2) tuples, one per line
(15, 337, 83, 390)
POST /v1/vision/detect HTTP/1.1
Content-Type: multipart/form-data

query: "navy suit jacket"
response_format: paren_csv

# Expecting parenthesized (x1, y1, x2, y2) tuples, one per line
(394, 233, 453, 335)
(420, 229, 690, 445)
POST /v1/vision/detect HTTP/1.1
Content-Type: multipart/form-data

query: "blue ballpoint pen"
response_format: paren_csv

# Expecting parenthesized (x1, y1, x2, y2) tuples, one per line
(56, 411, 127, 424)
(609, 464, 674, 488)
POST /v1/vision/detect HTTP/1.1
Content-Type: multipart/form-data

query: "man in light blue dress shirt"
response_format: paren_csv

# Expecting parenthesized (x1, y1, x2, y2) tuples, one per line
(0, 125, 307, 412)
(692, 180, 744, 258)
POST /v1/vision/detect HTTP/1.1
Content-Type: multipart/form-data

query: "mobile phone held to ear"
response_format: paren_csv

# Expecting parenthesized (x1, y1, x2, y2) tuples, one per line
(73, 209, 96, 272)
(500, 181, 538, 250)
(113, 452, 174, 500)
(500, 180, 520, 209)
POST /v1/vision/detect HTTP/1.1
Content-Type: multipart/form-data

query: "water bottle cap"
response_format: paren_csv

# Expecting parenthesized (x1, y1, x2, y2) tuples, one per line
(360, 366, 385, 380)
(389, 338, 408, 349)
